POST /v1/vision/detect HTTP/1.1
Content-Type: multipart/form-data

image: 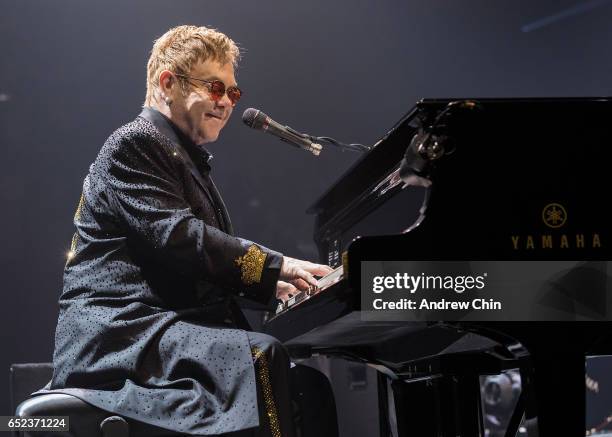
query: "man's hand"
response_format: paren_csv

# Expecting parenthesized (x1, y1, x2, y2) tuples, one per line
(275, 256, 333, 301)
(275, 281, 298, 302)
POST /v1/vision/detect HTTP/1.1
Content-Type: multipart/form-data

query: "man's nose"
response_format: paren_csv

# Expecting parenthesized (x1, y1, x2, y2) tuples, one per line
(216, 92, 233, 108)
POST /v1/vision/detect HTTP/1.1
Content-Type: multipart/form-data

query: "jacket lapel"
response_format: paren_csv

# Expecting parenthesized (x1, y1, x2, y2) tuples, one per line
(206, 178, 234, 235)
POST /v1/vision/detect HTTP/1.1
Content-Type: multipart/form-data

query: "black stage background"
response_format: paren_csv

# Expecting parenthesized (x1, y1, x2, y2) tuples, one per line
(2, 0, 612, 432)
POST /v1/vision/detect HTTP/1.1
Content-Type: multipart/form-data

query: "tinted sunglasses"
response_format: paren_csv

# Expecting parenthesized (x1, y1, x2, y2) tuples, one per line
(174, 73, 242, 106)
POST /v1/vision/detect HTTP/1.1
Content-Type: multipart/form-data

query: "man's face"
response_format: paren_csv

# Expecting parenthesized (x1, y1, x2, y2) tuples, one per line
(171, 59, 237, 144)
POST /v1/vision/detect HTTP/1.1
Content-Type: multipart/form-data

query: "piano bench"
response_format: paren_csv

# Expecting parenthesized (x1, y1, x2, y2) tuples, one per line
(10, 363, 182, 437)
(15, 393, 129, 437)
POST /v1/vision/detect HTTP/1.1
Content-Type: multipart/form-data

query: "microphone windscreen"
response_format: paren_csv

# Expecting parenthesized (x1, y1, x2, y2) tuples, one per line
(242, 108, 266, 130)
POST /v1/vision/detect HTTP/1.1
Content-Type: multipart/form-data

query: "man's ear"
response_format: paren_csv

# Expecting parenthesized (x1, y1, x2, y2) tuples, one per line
(158, 70, 175, 97)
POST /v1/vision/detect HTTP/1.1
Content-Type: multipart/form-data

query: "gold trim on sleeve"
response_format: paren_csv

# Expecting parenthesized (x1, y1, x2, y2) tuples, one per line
(235, 244, 267, 285)
(252, 347, 282, 437)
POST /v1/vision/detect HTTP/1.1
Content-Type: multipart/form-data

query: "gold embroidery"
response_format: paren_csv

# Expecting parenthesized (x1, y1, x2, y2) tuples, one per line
(67, 193, 84, 264)
(69, 233, 78, 253)
(74, 193, 84, 221)
(235, 245, 267, 285)
(252, 347, 282, 437)
(65, 232, 78, 264)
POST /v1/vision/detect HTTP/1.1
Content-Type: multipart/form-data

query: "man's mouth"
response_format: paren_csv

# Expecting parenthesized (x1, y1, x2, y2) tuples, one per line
(206, 113, 223, 120)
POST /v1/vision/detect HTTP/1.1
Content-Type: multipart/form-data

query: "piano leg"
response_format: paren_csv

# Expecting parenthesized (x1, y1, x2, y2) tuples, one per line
(390, 377, 444, 437)
(454, 374, 484, 436)
(377, 373, 392, 437)
(529, 347, 586, 437)
(383, 374, 484, 437)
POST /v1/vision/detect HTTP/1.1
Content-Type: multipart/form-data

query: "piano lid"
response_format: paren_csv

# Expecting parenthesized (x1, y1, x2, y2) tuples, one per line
(307, 97, 612, 222)
(309, 97, 612, 260)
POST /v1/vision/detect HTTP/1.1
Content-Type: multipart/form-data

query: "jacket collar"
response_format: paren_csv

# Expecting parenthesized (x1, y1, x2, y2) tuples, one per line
(138, 107, 213, 170)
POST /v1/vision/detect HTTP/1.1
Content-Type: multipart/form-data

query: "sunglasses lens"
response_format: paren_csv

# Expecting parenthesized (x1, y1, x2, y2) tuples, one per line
(209, 81, 226, 101)
(226, 87, 242, 105)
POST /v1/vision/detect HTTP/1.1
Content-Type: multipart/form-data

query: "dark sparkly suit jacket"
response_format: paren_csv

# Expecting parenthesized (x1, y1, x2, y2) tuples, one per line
(41, 108, 283, 435)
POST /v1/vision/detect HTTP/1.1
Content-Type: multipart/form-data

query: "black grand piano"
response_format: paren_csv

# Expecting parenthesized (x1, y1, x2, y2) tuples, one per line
(263, 98, 612, 437)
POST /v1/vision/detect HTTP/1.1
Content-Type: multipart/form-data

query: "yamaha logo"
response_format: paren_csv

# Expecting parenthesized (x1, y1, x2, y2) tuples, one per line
(542, 203, 567, 228)
(510, 202, 602, 250)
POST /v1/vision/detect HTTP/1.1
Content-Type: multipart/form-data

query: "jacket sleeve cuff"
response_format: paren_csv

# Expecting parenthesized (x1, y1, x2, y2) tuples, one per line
(236, 245, 283, 307)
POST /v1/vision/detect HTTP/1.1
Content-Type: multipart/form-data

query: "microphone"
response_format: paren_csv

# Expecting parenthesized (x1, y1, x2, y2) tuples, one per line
(242, 108, 322, 156)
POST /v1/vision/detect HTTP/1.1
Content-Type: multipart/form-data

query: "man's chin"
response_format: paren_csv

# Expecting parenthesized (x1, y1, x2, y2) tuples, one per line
(198, 131, 220, 144)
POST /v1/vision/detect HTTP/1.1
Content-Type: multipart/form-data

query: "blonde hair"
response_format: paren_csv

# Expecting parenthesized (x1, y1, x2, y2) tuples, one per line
(144, 25, 240, 106)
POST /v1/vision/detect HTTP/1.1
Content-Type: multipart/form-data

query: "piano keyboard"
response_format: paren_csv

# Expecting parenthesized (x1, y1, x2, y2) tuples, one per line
(272, 265, 344, 318)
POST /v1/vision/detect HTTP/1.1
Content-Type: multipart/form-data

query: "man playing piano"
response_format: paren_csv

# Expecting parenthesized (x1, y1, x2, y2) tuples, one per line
(41, 25, 333, 436)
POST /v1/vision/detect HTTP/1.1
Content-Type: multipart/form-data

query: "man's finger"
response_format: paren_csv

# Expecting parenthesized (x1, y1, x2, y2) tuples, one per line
(290, 278, 311, 291)
(276, 281, 298, 301)
(284, 283, 299, 294)
(297, 269, 318, 288)
(312, 265, 334, 276)
(300, 263, 333, 276)
(291, 275, 312, 291)
(277, 280, 296, 289)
